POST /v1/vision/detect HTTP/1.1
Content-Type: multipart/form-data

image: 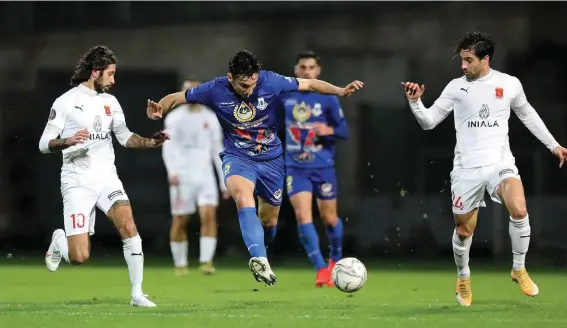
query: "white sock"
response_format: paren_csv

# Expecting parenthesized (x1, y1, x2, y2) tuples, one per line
(452, 229, 472, 279)
(199, 237, 217, 263)
(509, 215, 530, 271)
(123, 234, 144, 298)
(170, 241, 188, 267)
(55, 235, 69, 263)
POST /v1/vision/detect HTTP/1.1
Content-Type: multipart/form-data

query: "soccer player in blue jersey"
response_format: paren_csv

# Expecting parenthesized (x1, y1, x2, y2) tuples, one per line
(147, 50, 363, 286)
(279, 51, 348, 287)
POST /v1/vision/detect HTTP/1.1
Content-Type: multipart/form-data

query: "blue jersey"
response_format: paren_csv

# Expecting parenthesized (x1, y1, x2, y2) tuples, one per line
(280, 92, 349, 169)
(184, 70, 299, 161)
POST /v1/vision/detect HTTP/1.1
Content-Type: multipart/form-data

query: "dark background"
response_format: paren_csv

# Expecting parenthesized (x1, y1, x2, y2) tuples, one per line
(0, 2, 566, 266)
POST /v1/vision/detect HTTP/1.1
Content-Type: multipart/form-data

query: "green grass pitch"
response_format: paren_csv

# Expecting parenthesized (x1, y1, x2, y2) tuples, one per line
(0, 258, 565, 328)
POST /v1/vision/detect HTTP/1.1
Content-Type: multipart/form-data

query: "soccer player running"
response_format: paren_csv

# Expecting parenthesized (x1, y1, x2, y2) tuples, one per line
(147, 50, 363, 286)
(162, 77, 229, 276)
(402, 32, 567, 307)
(279, 51, 348, 287)
(40, 46, 168, 307)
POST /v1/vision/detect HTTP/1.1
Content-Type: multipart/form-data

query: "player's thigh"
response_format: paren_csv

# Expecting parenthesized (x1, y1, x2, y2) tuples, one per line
(170, 181, 197, 216)
(197, 175, 219, 209)
(487, 164, 527, 218)
(96, 178, 135, 235)
(62, 185, 98, 238)
(222, 155, 257, 208)
(256, 156, 285, 208)
(286, 167, 313, 223)
(450, 167, 487, 215)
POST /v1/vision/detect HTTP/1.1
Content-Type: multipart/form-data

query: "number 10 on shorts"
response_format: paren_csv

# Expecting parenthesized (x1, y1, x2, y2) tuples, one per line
(72, 213, 86, 229)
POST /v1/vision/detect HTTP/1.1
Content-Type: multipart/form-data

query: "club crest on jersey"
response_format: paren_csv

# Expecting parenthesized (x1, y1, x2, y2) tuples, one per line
(495, 87, 504, 99)
(233, 102, 256, 123)
(256, 97, 268, 111)
(104, 105, 111, 116)
(321, 183, 334, 196)
(273, 188, 282, 200)
(292, 101, 311, 122)
(312, 103, 322, 117)
(479, 104, 490, 119)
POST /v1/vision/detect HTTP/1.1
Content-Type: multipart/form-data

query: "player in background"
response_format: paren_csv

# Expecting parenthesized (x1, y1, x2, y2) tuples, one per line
(402, 32, 567, 307)
(162, 77, 229, 276)
(40, 46, 168, 307)
(147, 50, 363, 286)
(279, 51, 348, 287)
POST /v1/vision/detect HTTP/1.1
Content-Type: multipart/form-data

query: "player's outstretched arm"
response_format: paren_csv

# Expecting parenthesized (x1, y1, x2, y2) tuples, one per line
(124, 132, 169, 149)
(510, 78, 567, 166)
(112, 101, 169, 149)
(401, 81, 453, 130)
(298, 79, 364, 97)
(147, 91, 186, 120)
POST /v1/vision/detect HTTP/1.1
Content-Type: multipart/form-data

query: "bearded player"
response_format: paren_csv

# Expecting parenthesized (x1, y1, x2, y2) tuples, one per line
(402, 32, 567, 307)
(40, 45, 167, 307)
(279, 51, 348, 287)
(147, 50, 363, 286)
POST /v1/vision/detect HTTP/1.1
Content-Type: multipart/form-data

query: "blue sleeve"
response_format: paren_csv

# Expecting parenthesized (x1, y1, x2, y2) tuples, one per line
(327, 96, 349, 139)
(184, 80, 214, 107)
(266, 71, 299, 95)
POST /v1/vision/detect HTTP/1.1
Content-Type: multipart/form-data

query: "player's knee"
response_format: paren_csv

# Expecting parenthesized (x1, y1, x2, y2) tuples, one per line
(508, 202, 528, 219)
(293, 207, 312, 224)
(455, 224, 474, 239)
(172, 215, 189, 230)
(320, 211, 338, 226)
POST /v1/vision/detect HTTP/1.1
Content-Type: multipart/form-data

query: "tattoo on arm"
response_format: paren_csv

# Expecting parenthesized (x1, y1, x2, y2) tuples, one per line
(125, 134, 156, 149)
(48, 138, 70, 152)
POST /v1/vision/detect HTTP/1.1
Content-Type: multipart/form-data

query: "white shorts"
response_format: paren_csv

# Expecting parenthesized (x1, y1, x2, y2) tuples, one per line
(169, 177, 218, 216)
(450, 162, 521, 214)
(61, 177, 129, 236)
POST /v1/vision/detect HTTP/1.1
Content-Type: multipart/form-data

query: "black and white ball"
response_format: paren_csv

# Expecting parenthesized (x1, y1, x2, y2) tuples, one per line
(331, 257, 367, 293)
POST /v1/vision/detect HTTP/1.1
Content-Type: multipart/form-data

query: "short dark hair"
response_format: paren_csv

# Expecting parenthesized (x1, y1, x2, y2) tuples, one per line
(296, 50, 320, 65)
(70, 45, 117, 86)
(454, 32, 495, 62)
(228, 50, 262, 79)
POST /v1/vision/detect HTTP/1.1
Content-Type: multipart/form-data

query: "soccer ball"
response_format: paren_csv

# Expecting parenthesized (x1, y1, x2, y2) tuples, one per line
(331, 257, 367, 293)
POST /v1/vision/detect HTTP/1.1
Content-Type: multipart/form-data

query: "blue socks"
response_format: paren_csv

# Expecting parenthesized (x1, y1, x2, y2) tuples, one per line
(298, 223, 327, 270)
(264, 225, 278, 246)
(237, 207, 266, 258)
(325, 218, 343, 262)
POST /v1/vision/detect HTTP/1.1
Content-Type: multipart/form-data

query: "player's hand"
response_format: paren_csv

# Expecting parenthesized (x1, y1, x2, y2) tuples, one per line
(169, 176, 180, 186)
(150, 130, 169, 147)
(401, 82, 425, 101)
(222, 191, 230, 200)
(147, 99, 163, 120)
(65, 129, 89, 147)
(340, 80, 364, 97)
(312, 122, 334, 136)
(552, 145, 567, 168)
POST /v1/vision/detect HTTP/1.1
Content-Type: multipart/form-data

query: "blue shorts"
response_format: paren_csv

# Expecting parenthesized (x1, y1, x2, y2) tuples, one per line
(286, 167, 337, 200)
(221, 154, 284, 206)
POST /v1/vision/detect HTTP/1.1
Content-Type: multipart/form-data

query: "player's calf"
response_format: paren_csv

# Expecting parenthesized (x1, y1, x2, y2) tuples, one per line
(318, 199, 343, 265)
(107, 200, 149, 301)
(258, 199, 279, 246)
(198, 206, 218, 273)
(68, 233, 91, 265)
(452, 211, 477, 279)
(170, 214, 189, 273)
